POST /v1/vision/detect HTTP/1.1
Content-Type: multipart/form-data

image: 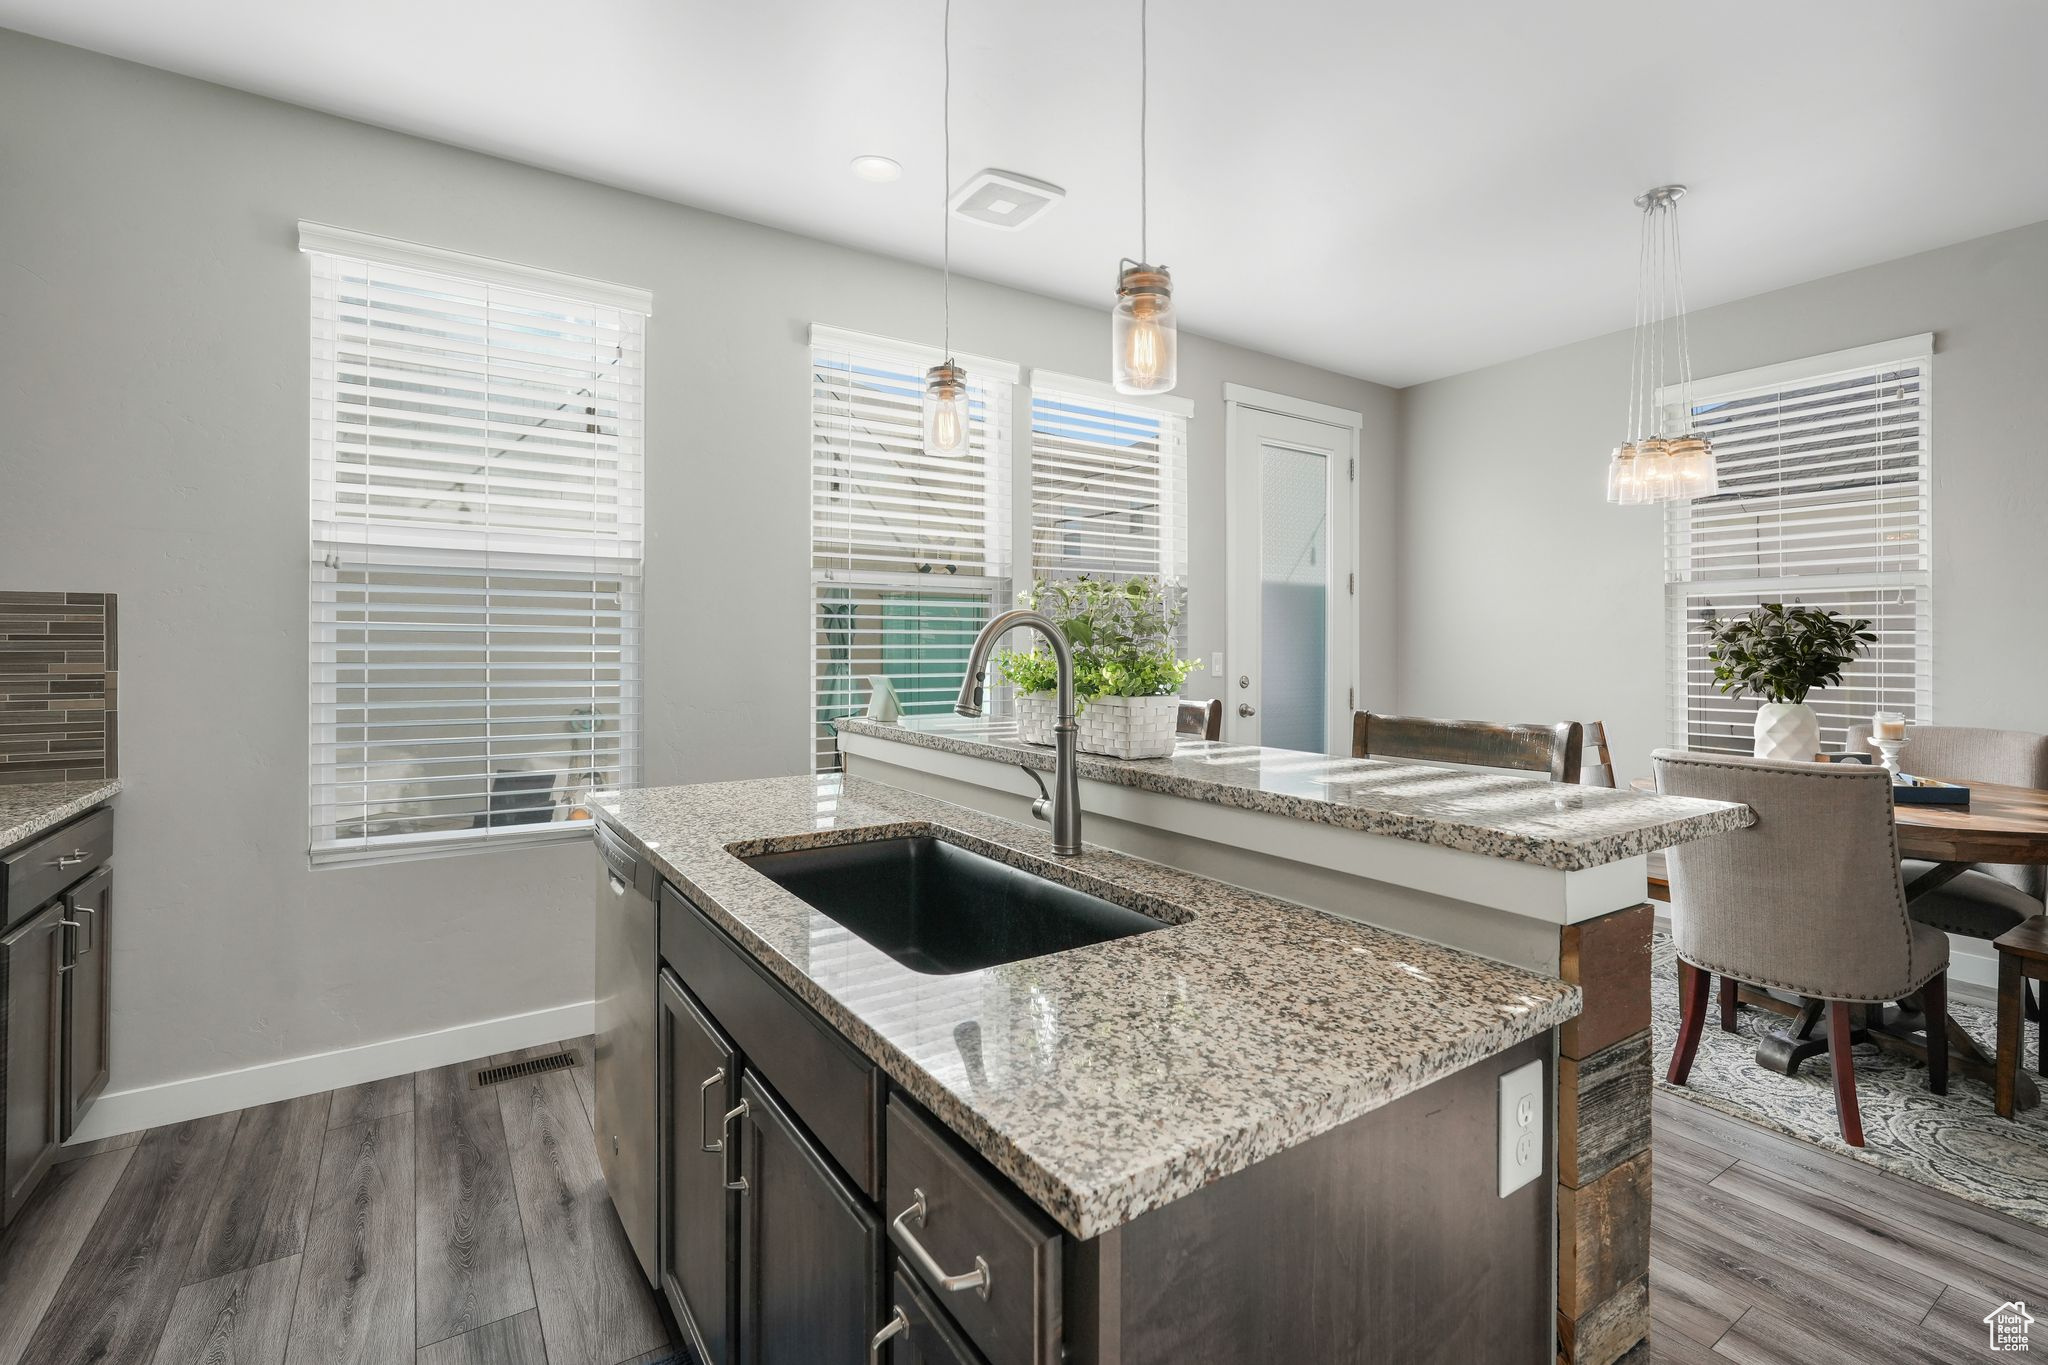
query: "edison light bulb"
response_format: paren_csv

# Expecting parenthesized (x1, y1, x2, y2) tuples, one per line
(923, 361, 970, 458)
(1112, 263, 1177, 395)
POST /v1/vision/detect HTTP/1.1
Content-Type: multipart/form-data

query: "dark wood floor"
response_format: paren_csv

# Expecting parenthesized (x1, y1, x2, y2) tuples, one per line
(7, 1044, 2046, 1365)
(0, 1037, 673, 1365)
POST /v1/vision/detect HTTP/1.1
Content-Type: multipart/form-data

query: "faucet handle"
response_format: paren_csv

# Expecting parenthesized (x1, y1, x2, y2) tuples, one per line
(1018, 764, 1054, 825)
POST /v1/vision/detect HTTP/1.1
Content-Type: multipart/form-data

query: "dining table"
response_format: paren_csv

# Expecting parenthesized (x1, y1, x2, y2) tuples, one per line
(1639, 770, 2048, 1111)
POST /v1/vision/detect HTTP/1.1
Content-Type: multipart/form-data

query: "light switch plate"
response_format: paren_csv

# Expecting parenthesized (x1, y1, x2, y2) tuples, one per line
(1209, 652, 1223, 678)
(1498, 1058, 1544, 1197)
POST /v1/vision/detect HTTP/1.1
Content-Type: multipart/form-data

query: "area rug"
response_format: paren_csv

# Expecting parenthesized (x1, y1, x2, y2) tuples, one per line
(1650, 931, 2048, 1228)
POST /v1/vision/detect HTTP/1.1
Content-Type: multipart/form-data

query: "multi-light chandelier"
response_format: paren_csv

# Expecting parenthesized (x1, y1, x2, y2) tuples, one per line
(1606, 185, 1717, 504)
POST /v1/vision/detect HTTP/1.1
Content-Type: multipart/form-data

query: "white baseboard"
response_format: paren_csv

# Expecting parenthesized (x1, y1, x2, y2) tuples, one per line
(63, 999, 596, 1145)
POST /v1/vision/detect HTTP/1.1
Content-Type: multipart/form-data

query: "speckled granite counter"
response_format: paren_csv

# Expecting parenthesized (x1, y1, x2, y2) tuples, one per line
(839, 715, 1750, 872)
(0, 778, 120, 849)
(589, 774, 1578, 1239)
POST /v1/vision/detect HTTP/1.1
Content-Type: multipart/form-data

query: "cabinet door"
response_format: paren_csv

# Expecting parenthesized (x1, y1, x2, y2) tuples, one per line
(1, 900, 63, 1226)
(736, 1070, 880, 1365)
(660, 970, 736, 1365)
(880, 1264, 991, 1365)
(63, 867, 111, 1136)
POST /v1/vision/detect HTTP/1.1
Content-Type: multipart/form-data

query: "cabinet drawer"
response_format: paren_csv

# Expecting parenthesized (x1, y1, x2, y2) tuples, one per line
(3, 808, 112, 931)
(885, 1097, 1061, 1365)
(659, 884, 881, 1198)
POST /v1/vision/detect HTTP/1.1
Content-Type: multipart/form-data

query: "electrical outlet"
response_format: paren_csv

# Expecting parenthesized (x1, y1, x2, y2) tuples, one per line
(1498, 1058, 1544, 1197)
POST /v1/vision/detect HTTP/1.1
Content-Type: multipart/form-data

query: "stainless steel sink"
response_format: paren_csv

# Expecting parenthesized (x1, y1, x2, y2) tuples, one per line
(740, 836, 1165, 974)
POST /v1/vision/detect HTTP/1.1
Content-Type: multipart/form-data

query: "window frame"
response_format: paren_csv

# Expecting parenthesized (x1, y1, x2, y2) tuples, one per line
(302, 223, 650, 865)
(1660, 335, 1934, 755)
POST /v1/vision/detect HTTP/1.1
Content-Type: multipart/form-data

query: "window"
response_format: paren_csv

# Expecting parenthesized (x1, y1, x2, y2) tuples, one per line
(302, 224, 648, 861)
(1026, 372, 1191, 639)
(809, 326, 1016, 772)
(1663, 336, 1932, 754)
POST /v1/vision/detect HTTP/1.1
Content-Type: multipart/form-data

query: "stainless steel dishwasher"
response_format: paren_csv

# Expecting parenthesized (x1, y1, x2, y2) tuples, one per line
(593, 817, 659, 1284)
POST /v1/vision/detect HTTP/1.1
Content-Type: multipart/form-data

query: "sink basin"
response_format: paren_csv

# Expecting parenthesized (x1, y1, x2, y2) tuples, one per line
(740, 836, 1165, 974)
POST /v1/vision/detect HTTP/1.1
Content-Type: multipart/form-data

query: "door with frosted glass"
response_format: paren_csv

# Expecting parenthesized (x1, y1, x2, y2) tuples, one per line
(1225, 401, 1357, 753)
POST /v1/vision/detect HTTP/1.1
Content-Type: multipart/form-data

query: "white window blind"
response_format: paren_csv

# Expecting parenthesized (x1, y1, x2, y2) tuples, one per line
(1663, 337, 1932, 755)
(810, 326, 1016, 772)
(304, 224, 648, 862)
(1026, 374, 1190, 621)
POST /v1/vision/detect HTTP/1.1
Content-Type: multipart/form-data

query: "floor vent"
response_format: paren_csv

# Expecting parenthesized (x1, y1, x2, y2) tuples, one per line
(473, 1051, 577, 1088)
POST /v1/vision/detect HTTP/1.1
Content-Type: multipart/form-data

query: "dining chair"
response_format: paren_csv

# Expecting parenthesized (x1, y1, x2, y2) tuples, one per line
(1846, 723, 2048, 1019)
(1352, 712, 1583, 783)
(1654, 748, 1950, 1147)
(1176, 698, 1223, 742)
(1579, 721, 1616, 788)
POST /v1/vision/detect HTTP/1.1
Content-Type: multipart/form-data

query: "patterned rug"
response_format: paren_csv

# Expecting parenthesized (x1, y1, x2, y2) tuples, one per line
(1650, 932, 2048, 1228)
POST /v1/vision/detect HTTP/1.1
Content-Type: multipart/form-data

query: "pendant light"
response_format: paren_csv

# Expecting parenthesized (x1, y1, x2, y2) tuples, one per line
(923, 0, 971, 457)
(1606, 185, 1717, 504)
(1112, 0, 1176, 395)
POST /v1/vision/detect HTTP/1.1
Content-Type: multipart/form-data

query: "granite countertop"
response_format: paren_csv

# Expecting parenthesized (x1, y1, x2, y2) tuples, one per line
(0, 778, 121, 849)
(588, 774, 1579, 1240)
(839, 715, 1752, 872)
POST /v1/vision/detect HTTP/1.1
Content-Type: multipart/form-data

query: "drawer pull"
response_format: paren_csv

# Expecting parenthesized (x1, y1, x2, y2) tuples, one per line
(891, 1188, 991, 1299)
(53, 850, 90, 869)
(868, 1306, 909, 1363)
(722, 1100, 750, 1191)
(699, 1068, 726, 1152)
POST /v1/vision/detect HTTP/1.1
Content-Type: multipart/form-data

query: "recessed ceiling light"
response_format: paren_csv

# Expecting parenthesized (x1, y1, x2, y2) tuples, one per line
(850, 155, 902, 184)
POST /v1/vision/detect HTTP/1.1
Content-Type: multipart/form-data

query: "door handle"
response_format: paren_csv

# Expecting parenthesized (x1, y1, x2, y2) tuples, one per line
(1238, 703, 1256, 718)
(74, 904, 94, 957)
(607, 874, 628, 897)
(890, 1188, 991, 1298)
(57, 919, 83, 971)
(722, 1100, 750, 1191)
(869, 1306, 910, 1363)
(699, 1068, 726, 1152)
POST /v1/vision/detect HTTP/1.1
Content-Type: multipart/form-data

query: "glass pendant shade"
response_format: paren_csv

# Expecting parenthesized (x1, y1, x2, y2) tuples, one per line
(1634, 437, 1673, 502)
(1667, 436, 1718, 498)
(1112, 262, 1177, 395)
(1605, 444, 1641, 506)
(923, 360, 971, 458)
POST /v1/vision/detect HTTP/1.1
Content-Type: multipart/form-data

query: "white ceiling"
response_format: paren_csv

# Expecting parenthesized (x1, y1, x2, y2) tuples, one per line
(6, 0, 2047, 387)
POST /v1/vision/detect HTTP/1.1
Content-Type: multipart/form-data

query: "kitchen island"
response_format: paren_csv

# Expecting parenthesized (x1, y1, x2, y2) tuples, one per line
(591, 774, 1581, 1364)
(836, 714, 1751, 1365)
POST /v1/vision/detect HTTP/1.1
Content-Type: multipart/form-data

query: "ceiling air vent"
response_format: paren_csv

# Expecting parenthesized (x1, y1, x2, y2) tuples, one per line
(473, 1051, 578, 1087)
(951, 169, 1066, 230)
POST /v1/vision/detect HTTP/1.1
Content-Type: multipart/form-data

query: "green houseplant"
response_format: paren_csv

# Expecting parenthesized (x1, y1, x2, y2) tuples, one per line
(993, 575, 1193, 756)
(1704, 602, 1875, 761)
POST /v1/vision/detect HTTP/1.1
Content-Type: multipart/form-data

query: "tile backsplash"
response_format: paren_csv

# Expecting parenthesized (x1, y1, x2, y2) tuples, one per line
(0, 591, 117, 785)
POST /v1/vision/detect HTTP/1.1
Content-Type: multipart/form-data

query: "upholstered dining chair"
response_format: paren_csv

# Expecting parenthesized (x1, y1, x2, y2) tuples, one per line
(1654, 749, 1950, 1147)
(1176, 698, 1223, 742)
(1844, 726, 2048, 1020)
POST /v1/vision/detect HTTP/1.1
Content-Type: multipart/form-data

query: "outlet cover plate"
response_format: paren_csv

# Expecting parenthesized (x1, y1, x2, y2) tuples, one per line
(1498, 1058, 1545, 1197)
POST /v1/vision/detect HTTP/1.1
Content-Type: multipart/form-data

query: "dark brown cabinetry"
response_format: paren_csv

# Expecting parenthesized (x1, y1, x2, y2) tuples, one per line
(659, 969, 736, 1365)
(735, 1071, 881, 1365)
(643, 862, 1552, 1365)
(0, 807, 115, 1230)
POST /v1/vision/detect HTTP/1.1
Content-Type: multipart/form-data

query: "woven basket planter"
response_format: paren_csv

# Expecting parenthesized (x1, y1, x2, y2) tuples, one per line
(1076, 695, 1179, 760)
(1015, 693, 1057, 747)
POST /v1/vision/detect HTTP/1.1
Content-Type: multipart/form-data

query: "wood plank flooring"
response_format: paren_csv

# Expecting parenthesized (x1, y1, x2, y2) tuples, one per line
(0, 1039, 675, 1365)
(9, 1040, 2046, 1364)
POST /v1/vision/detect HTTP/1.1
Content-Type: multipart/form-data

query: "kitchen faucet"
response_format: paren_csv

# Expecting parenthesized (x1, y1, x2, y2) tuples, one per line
(954, 609, 1083, 855)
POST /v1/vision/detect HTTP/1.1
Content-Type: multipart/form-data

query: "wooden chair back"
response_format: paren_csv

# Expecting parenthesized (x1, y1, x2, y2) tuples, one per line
(1177, 698, 1223, 742)
(1350, 711, 1583, 784)
(1580, 721, 1616, 788)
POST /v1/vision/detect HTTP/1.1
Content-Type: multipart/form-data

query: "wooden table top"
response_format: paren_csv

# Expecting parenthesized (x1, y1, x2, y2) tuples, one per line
(1632, 773, 2048, 866)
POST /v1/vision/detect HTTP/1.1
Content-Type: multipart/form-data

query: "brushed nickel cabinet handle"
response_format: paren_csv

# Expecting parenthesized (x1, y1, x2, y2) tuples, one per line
(699, 1068, 726, 1153)
(53, 850, 89, 868)
(890, 1188, 991, 1299)
(722, 1100, 750, 1191)
(57, 919, 83, 971)
(869, 1306, 910, 1363)
(74, 904, 94, 957)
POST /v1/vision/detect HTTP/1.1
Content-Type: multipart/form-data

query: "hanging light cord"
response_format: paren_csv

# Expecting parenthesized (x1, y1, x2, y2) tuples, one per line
(1140, 0, 1148, 263)
(942, 0, 952, 358)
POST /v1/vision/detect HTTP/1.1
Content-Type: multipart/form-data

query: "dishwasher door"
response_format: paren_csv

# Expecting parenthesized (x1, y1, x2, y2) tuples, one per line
(593, 819, 659, 1284)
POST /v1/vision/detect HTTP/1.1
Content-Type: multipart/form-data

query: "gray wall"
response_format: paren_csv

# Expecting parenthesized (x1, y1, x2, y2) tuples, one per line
(1397, 219, 2048, 783)
(0, 29, 1396, 1094)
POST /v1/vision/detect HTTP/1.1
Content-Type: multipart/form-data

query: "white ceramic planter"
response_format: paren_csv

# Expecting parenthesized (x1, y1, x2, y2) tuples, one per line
(1076, 694, 1180, 760)
(1015, 692, 1057, 747)
(1753, 701, 1821, 763)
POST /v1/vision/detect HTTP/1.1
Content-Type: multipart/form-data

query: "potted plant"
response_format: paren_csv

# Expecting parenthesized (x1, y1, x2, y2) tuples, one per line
(1704, 602, 1875, 762)
(1062, 575, 1192, 760)
(992, 644, 1061, 746)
